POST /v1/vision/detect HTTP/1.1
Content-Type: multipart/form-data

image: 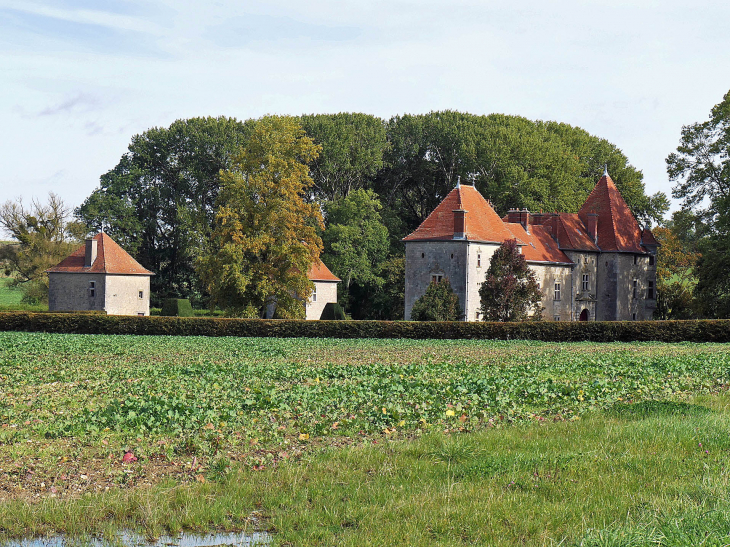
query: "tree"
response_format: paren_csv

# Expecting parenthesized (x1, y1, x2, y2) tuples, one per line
(76, 116, 254, 305)
(410, 277, 461, 321)
(0, 193, 85, 304)
(299, 113, 388, 201)
(374, 111, 666, 242)
(653, 226, 700, 319)
(349, 256, 405, 320)
(666, 89, 730, 317)
(321, 189, 390, 314)
(196, 116, 323, 318)
(479, 239, 542, 321)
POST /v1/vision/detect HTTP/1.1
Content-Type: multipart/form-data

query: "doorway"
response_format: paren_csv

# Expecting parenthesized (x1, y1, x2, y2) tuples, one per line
(579, 309, 589, 321)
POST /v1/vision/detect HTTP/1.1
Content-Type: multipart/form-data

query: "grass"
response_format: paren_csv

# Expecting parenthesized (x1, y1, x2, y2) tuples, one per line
(0, 277, 46, 312)
(2, 333, 730, 545)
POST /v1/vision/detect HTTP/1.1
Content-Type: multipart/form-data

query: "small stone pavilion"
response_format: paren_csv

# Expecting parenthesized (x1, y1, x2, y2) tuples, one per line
(47, 233, 154, 316)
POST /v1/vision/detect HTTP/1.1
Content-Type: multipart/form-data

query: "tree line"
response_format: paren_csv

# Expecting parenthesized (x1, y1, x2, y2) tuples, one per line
(9, 101, 728, 320)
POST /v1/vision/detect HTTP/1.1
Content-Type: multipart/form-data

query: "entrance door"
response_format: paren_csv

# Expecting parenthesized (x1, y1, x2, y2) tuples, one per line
(579, 309, 589, 321)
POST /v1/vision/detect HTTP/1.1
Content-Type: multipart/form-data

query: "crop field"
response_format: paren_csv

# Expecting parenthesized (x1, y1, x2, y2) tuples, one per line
(2, 332, 730, 545)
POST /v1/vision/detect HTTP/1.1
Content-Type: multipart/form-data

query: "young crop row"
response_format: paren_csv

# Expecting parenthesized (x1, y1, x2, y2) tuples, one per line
(1, 332, 729, 448)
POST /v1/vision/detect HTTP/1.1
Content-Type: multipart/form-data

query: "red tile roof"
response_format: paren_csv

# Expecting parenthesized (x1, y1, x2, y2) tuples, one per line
(308, 259, 340, 282)
(641, 227, 660, 247)
(403, 185, 520, 243)
(47, 233, 153, 276)
(555, 214, 600, 252)
(505, 223, 573, 264)
(578, 174, 646, 253)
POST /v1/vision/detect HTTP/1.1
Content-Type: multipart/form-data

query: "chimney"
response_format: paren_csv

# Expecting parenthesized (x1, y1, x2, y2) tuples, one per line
(85, 238, 98, 267)
(453, 209, 467, 240)
(549, 214, 560, 246)
(521, 208, 530, 234)
(507, 209, 521, 224)
(586, 213, 598, 243)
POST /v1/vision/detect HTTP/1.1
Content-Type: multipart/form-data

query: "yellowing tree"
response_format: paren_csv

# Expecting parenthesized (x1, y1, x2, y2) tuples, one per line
(197, 116, 323, 318)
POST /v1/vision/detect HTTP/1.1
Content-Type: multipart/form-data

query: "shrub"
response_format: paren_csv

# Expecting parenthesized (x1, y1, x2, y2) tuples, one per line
(161, 299, 194, 317)
(320, 302, 346, 320)
(410, 278, 461, 321)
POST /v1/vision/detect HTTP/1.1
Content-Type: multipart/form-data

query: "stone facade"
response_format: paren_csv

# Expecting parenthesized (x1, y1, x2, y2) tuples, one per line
(403, 174, 659, 322)
(305, 280, 339, 320)
(47, 233, 154, 316)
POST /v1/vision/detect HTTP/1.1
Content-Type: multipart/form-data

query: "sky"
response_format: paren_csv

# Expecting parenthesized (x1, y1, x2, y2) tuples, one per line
(1, 0, 729, 218)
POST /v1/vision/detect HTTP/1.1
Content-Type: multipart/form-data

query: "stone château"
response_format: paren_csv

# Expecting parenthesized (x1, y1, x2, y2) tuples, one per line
(403, 171, 659, 321)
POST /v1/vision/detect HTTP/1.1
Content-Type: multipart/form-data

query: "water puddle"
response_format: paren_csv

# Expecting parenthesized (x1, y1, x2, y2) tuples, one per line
(2, 531, 271, 547)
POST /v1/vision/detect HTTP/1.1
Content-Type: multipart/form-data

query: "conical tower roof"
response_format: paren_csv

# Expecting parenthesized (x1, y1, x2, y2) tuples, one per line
(578, 173, 645, 253)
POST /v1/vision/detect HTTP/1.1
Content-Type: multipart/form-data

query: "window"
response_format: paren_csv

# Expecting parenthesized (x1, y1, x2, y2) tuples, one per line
(634, 255, 638, 265)
(138, 290, 144, 299)
(649, 255, 655, 266)
(476, 311, 481, 320)
(477, 254, 481, 267)
(421, 253, 425, 259)
(537, 282, 541, 290)
(431, 274, 443, 284)
(88, 281, 95, 298)
(312, 285, 317, 302)
(647, 280, 654, 299)
(450, 253, 454, 259)
(582, 274, 589, 292)
(554, 315, 561, 321)
(633, 279, 637, 299)
(137, 312, 144, 316)
(632, 313, 637, 321)
(554, 282, 561, 301)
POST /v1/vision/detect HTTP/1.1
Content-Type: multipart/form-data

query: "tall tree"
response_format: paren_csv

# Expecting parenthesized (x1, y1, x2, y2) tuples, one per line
(321, 189, 390, 315)
(653, 226, 700, 319)
(299, 113, 388, 201)
(0, 193, 84, 304)
(196, 116, 323, 318)
(479, 239, 542, 322)
(76, 116, 254, 305)
(376, 111, 666, 241)
(667, 89, 730, 317)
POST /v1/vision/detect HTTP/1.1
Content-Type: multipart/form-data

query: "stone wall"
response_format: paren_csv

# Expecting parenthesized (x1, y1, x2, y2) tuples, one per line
(305, 281, 338, 320)
(105, 275, 151, 316)
(564, 251, 599, 321)
(530, 264, 574, 321)
(404, 240, 501, 321)
(48, 273, 106, 312)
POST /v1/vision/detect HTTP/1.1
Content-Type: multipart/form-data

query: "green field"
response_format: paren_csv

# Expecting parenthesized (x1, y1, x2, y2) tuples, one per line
(2, 333, 730, 545)
(0, 278, 22, 307)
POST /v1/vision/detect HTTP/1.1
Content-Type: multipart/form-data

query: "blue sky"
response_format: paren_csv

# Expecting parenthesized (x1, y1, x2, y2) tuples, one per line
(1, 0, 729, 218)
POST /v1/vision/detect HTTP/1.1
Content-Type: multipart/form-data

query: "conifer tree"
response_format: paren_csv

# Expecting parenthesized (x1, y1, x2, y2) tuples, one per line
(479, 239, 542, 321)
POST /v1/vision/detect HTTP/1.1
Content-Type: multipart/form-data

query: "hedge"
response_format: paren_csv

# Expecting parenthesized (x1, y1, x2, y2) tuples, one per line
(1, 312, 730, 342)
(161, 298, 194, 317)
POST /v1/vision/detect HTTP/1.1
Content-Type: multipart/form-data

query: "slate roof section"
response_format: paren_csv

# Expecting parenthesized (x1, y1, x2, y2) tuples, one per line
(47, 233, 154, 276)
(403, 185, 520, 243)
(504, 223, 573, 264)
(578, 174, 647, 253)
(308, 259, 340, 282)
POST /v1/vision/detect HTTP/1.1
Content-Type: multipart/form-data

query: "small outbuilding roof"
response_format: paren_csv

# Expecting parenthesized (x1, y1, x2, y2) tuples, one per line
(308, 259, 340, 282)
(47, 233, 154, 276)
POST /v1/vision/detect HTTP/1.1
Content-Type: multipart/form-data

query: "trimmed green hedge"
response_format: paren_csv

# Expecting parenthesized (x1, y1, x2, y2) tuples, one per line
(1, 312, 729, 342)
(161, 298, 194, 317)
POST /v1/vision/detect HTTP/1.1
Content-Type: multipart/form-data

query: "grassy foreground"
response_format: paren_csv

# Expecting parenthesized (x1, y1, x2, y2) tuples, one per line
(2, 333, 730, 545)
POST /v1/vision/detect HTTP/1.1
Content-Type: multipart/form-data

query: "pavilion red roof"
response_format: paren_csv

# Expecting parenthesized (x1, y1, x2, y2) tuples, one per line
(47, 233, 153, 276)
(308, 259, 340, 282)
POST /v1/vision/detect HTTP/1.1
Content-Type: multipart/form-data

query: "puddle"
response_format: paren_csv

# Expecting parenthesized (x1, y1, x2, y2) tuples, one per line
(2, 531, 271, 547)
